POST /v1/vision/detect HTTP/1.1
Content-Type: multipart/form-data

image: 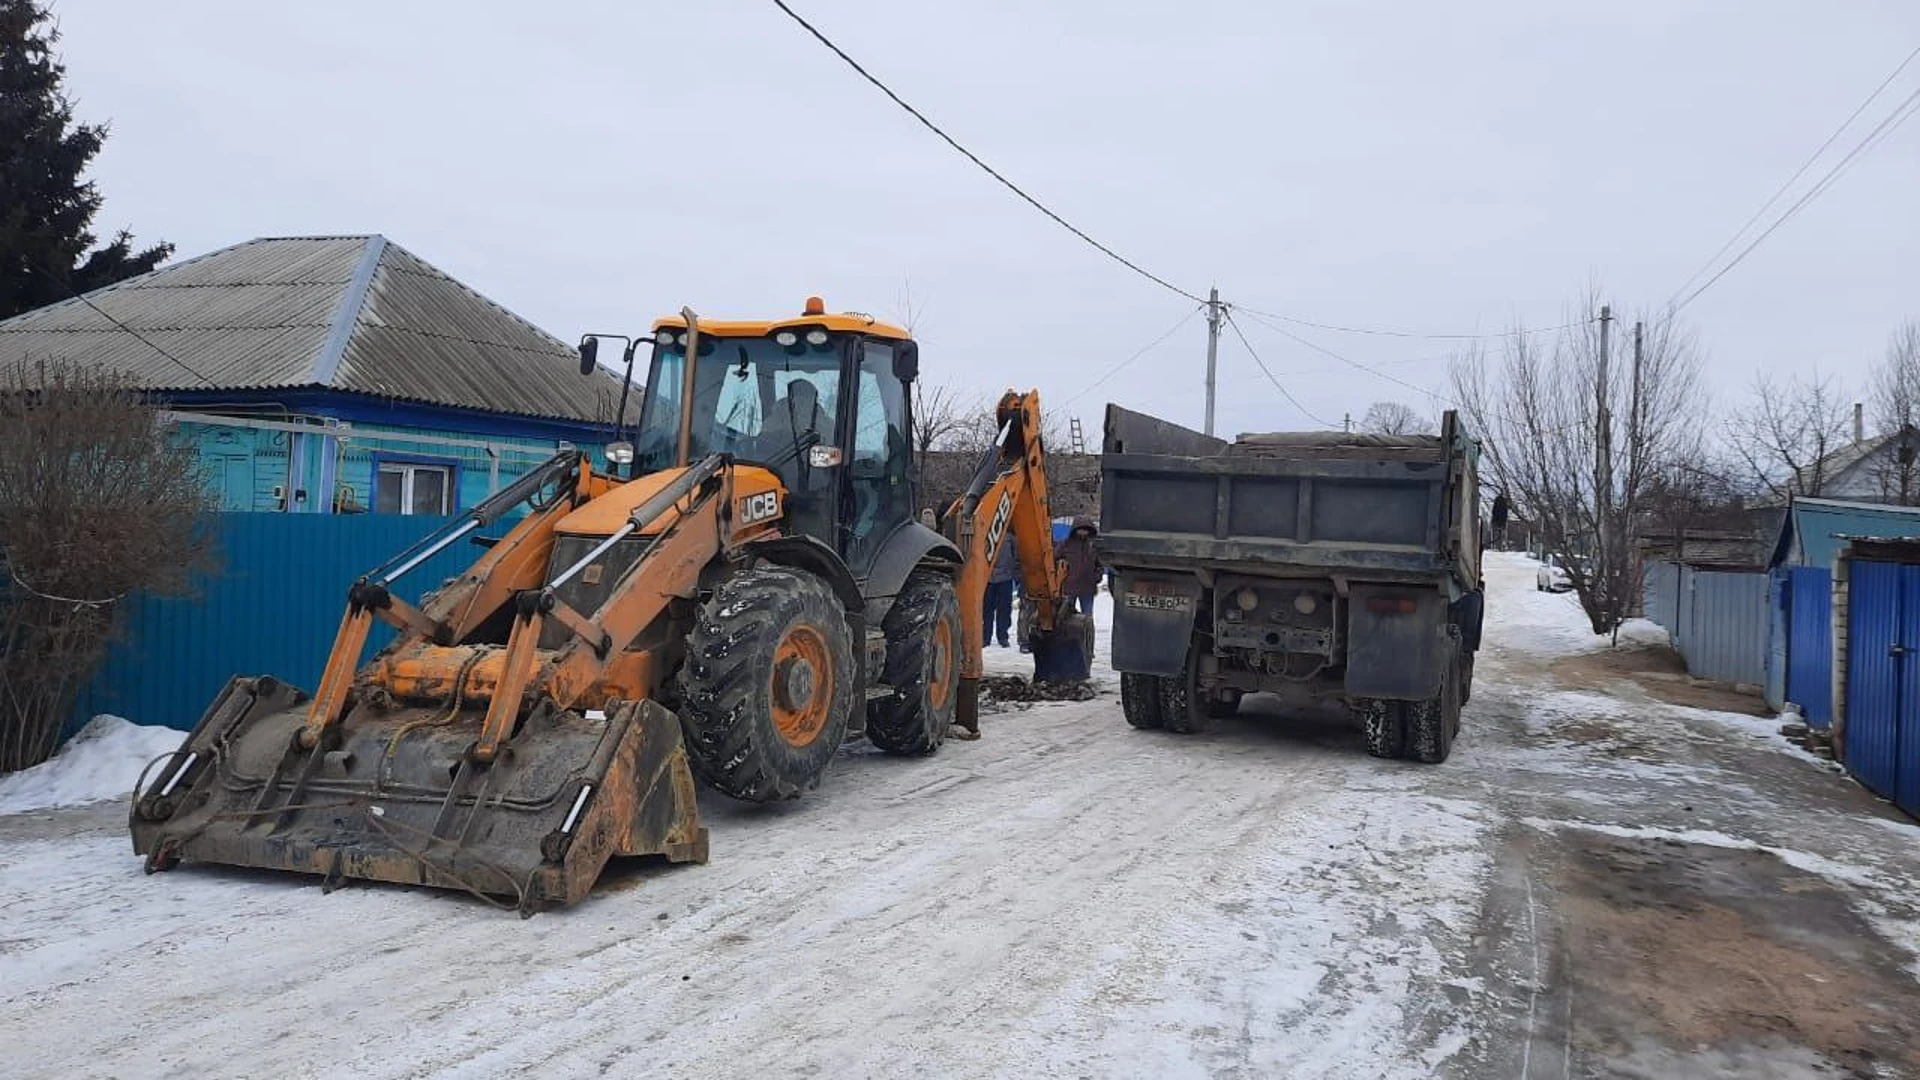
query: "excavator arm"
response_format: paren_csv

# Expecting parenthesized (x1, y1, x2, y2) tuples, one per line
(945, 390, 1092, 728)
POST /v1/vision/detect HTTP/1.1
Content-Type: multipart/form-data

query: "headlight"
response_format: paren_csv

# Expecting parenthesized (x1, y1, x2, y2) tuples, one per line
(774, 330, 798, 347)
(804, 328, 830, 346)
(605, 441, 634, 465)
(1236, 587, 1259, 612)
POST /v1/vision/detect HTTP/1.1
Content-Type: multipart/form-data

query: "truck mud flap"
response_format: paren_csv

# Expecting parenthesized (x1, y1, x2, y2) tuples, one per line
(129, 676, 707, 915)
(1345, 584, 1447, 700)
(1110, 572, 1203, 676)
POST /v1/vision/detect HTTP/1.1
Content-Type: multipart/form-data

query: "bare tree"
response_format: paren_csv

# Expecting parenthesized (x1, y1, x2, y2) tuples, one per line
(1360, 401, 1433, 436)
(1868, 320, 1920, 505)
(1724, 371, 1854, 502)
(0, 360, 221, 772)
(1450, 289, 1705, 639)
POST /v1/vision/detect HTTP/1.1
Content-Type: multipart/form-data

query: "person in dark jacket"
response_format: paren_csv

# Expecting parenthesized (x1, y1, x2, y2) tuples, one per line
(983, 537, 1018, 648)
(1060, 516, 1102, 614)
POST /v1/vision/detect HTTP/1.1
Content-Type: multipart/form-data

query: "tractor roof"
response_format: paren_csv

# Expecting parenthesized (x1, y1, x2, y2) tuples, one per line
(651, 297, 910, 342)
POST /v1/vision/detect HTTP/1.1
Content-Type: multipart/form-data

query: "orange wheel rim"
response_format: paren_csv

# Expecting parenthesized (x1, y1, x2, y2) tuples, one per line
(927, 613, 956, 711)
(770, 623, 834, 747)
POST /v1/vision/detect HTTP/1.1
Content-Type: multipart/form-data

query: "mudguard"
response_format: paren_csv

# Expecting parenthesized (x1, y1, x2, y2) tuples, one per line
(861, 520, 962, 622)
(1110, 571, 1203, 677)
(1346, 584, 1449, 699)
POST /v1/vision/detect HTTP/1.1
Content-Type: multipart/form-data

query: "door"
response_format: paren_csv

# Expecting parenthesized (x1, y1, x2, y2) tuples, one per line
(1844, 560, 1918, 813)
(842, 341, 914, 574)
(1785, 566, 1832, 728)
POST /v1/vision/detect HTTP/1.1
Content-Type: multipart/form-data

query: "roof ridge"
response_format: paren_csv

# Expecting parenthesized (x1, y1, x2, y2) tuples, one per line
(311, 236, 387, 386)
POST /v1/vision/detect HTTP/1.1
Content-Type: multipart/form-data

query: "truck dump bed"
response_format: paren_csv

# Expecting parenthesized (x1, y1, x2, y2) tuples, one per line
(1098, 405, 1480, 590)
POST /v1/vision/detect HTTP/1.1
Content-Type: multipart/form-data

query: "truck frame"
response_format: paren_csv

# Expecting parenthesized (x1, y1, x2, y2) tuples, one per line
(1095, 404, 1486, 763)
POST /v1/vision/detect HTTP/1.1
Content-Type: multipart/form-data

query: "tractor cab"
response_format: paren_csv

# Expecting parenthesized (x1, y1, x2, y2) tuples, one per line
(623, 297, 920, 576)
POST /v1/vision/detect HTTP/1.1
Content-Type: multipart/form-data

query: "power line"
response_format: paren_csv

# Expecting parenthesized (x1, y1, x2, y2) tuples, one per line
(30, 265, 215, 386)
(1233, 307, 1450, 406)
(770, 0, 1203, 304)
(1222, 310, 1332, 427)
(1666, 45, 1920, 309)
(1229, 303, 1585, 342)
(1060, 303, 1206, 407)
(1671, 81, 1920, 316)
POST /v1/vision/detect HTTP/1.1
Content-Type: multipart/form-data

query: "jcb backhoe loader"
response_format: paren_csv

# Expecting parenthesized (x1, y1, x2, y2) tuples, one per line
(129, 297, 1089, 913)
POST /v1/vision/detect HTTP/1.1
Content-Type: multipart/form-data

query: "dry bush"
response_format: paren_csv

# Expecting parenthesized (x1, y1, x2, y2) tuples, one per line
(0, 359, 219, 772)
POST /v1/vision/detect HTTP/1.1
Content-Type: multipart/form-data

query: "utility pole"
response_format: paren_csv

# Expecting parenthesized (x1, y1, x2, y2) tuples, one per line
(1629, 321, 1644, 467)
(1595, 304, 1614, 625)
(1343, 412, 1353, 434)
(1203, 286, 1222, 436)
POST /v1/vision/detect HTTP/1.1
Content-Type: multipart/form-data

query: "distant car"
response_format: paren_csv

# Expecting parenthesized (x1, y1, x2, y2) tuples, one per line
(1536, 553, 1579, 592)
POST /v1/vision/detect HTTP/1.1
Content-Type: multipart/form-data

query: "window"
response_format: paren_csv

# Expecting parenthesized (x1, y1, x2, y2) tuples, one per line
(846, 342, 913, 571)
(633, 336, 843, 475)
(376, 462, 453, 515)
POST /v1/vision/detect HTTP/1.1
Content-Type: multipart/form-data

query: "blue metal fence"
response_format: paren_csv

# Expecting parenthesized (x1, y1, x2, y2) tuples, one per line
(71, 512, 474, 732)
(1844, 560, 1908, 810)
(1675, 567, 1770, 687)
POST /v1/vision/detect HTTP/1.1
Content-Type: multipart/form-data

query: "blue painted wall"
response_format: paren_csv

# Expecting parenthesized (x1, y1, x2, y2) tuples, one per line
(71, 512, 482, 732)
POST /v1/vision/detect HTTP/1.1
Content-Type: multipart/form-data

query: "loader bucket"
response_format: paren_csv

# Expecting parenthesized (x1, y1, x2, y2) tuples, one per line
(1031, 610, 1095, 683)
(129, 676, 708, 915)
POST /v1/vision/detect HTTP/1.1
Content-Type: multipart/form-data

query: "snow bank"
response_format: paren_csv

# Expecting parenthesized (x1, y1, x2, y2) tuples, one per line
(0, 715, 184, 815)
(1482, 551, 1672, 658)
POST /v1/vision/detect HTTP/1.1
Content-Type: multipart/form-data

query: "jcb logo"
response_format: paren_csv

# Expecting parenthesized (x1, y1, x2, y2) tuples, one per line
(985, 490, 1014, 557)
(738, 491, 781, 526)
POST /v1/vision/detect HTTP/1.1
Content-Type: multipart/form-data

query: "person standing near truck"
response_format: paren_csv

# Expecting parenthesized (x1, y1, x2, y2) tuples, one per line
(1060, 516, 1102, 614)
(983, 537, 1018, 648)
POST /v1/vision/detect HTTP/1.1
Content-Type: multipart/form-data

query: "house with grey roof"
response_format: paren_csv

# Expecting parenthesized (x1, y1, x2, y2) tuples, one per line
(0, 234, 633, 515)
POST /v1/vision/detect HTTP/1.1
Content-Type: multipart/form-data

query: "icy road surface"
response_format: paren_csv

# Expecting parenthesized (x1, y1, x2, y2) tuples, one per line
(3, 558, 1917, 1078)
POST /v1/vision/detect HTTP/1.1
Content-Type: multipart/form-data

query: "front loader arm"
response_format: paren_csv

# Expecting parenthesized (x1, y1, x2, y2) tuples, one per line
(298, 450, 595, 750)
(947, 391, 1070, 718)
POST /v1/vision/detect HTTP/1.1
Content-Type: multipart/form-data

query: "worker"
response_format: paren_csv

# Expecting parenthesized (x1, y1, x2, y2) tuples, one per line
(759, 377, 832, 461)
(1060, 515, 1102, 615)
(1490, 490, 1510, 551)
(983, 537, 1018, 648)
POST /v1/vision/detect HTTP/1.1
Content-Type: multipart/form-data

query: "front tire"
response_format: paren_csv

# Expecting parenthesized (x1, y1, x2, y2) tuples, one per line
(866, 570, 960, 755)
(678, 567, 854, 801)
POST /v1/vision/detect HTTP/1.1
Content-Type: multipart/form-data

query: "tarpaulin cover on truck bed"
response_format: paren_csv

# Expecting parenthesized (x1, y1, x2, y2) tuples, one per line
(1228, 431, 1447, 461)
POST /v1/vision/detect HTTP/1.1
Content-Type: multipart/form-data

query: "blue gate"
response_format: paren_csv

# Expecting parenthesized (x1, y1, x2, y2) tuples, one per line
(1844, 561, 1920, 814)
(1786, 566, 1833, 728)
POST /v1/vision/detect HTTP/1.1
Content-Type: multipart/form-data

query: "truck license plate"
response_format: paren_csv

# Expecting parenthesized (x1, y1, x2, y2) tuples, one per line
(1125, 592, 1191, 612)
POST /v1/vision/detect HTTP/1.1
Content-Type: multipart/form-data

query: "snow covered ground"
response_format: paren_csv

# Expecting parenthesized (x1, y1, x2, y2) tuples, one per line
(3, 552, 1917, 1078)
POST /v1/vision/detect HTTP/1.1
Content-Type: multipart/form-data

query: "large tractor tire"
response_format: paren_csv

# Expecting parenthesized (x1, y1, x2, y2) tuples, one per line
(678, 567, 854, 802)
(866, 570, 961, 755)
(1121, 673, 1165, 729)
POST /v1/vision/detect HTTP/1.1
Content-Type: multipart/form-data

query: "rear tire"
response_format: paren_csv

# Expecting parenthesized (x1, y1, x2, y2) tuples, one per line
(866, 571, 960, 756)
(678, 567, 854, 801)
(1360, 698, 1408, 760)
(1410, 651, 1462, 764)
(1121, 673, 1165, 729)
(1161, 644, 1216, 735)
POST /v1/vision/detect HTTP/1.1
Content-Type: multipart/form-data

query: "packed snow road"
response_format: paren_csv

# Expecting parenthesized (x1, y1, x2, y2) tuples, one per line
(3, 554, 1917, 1079)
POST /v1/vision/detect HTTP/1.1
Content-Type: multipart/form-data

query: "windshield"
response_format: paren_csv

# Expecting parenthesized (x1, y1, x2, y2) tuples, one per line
(633, 335, 843, 475)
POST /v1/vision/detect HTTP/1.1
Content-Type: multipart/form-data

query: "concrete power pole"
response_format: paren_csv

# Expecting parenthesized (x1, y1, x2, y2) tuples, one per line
(1595, 304, 1614, 624)
(1203, 286, 1223, 436)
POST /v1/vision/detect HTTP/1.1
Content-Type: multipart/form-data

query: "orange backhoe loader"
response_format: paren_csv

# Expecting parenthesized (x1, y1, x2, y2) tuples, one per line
(129, 298, 1088, 913)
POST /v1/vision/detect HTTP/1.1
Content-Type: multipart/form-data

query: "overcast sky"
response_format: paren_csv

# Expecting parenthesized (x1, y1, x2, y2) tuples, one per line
(45, 1, 1920, 441)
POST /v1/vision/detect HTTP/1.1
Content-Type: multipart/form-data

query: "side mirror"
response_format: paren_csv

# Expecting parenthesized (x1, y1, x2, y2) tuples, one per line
(577, 337, 600, 376)
(892, 340, 919, 382)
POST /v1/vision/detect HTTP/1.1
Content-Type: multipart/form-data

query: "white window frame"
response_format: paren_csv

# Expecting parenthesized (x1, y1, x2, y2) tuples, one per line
(376, 462, 453, 515)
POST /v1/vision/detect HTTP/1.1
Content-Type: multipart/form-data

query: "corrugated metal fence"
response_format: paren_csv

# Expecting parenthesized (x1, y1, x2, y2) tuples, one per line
(71, 512, 473, 732)
(1642, 558, 1770, 687)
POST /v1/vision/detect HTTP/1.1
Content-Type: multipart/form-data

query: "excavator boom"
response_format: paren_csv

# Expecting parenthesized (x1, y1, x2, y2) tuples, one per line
(945, 390, 1094, 728)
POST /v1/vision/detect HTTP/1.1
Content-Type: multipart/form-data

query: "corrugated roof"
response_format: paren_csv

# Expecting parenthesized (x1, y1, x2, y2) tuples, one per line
(0, 235, 630, 424)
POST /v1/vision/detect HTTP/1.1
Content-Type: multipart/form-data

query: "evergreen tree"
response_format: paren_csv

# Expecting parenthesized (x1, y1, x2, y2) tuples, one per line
(0, 1, 170, 321)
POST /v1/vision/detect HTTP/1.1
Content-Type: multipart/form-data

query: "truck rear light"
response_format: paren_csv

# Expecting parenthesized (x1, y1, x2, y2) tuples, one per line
(1365, 595, 1418, 614)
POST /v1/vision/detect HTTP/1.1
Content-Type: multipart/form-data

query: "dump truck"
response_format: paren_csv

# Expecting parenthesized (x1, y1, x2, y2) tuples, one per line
(1095, 404, 1486, 762)
(129, 297, 1087, 913)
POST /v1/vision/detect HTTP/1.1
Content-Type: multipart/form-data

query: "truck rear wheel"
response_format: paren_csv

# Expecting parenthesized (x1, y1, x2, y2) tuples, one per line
(678, 567, 854, 801)
(866, 570, 959, 756)
(1360, 698, 1408, 759)
(1410, 653, 1463, 764)
(1160, 647, 1217, 735)
(1121, 673, 1165, 729)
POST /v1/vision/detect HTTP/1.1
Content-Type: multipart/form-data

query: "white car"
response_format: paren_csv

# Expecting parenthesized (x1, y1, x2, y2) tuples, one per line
(1536, 553, 1577, 592)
